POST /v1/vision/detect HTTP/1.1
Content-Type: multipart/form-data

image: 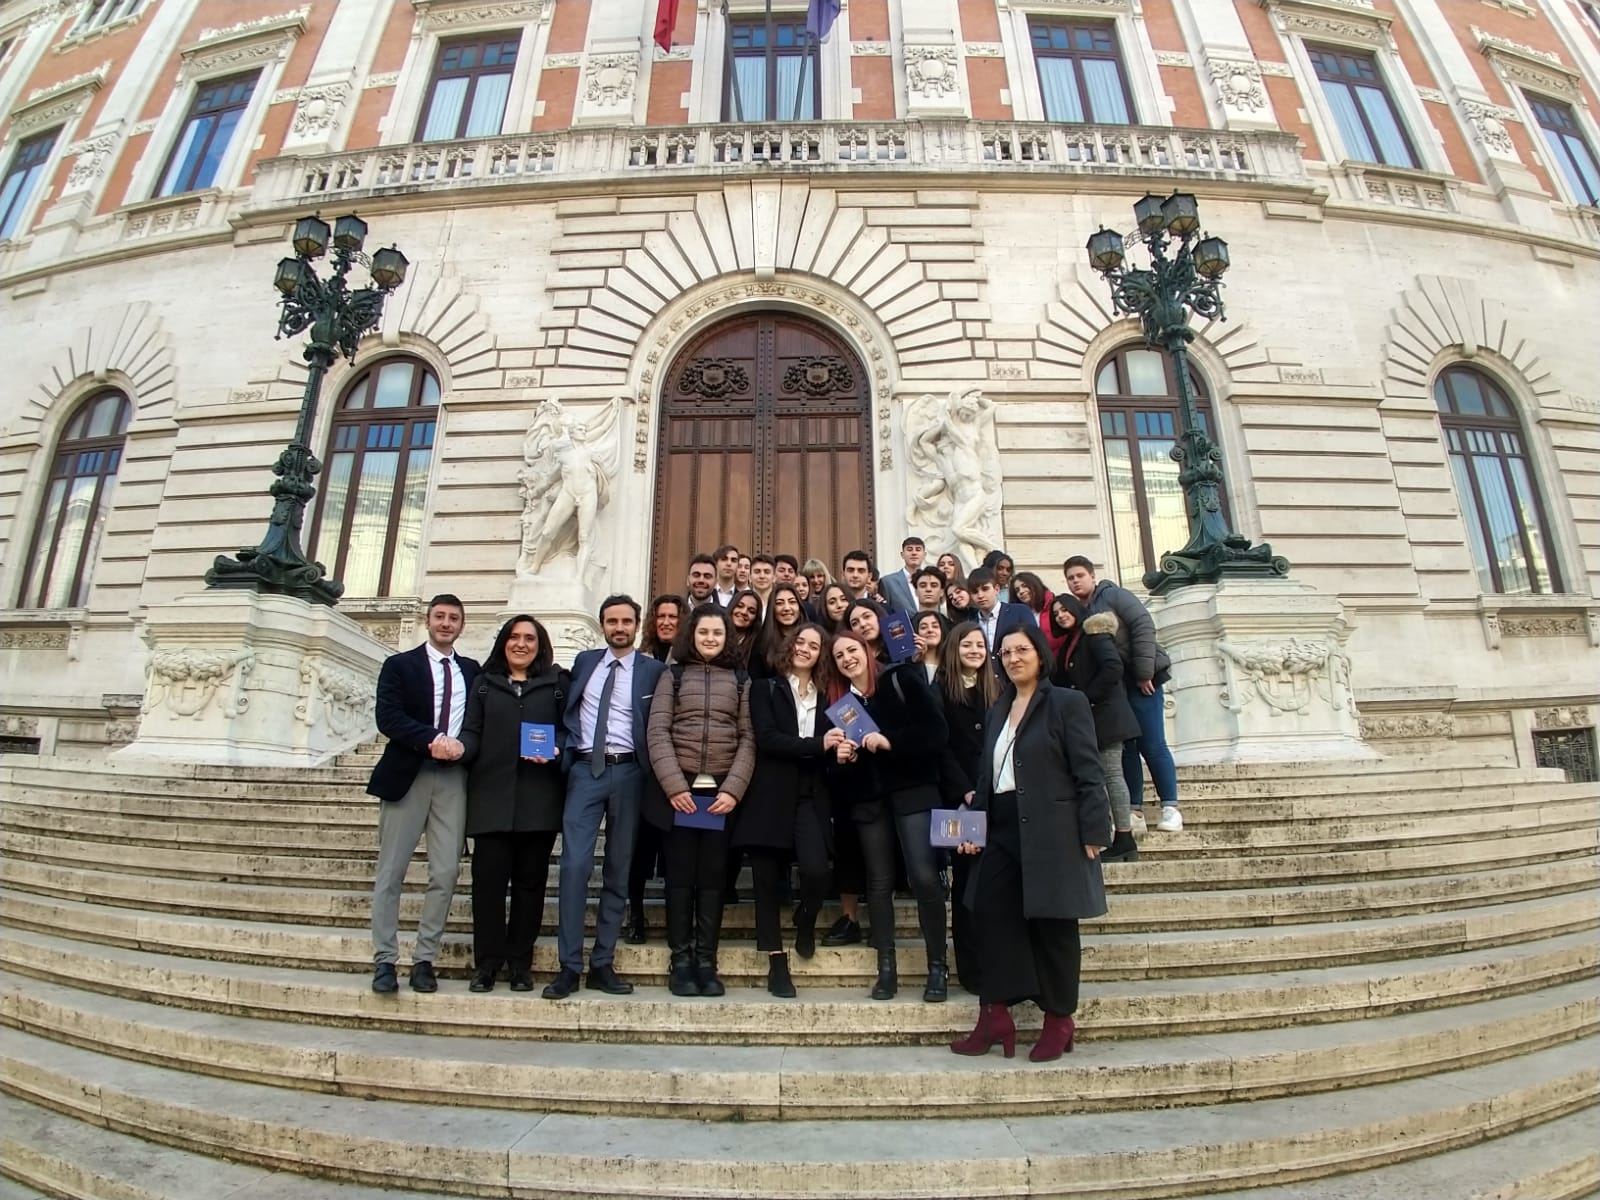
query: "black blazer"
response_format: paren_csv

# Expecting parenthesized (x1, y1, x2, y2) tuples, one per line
(1052, 629, 1141, 749)
(460, 668, 570, 836)
(367, 644, 482, 803)
(735, 677, 834, 851)
(936, 673, 990, 809)
(827, 664, 948, 817)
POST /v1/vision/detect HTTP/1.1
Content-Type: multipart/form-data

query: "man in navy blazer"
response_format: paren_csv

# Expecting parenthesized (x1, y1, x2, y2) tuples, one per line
(968, 566, 1035, 672)
(546, 593, 667, 999)
(366, 594, 481, 995)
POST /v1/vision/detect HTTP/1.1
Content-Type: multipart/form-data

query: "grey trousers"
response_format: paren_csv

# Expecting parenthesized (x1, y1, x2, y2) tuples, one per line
(371, 762, 467, 966)
(1102, 742, 1132, 832)
(556, 761, 640, 973)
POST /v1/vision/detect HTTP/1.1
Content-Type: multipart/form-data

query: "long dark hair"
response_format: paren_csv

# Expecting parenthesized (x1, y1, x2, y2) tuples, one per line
(777, 622, 835, 695)
(938, 620, 998, 709)
(826, 629, 879, 703)
(672, 604, 746, 670)
(640, 593, 686, 661)
(1011, 571, 1050, 614)
(484, 614, 555, 677)
(842, 597, 890, 661)
(818, 582, 852, 634)
(725, 588, 762, 664)
(756, 583, 805, 674)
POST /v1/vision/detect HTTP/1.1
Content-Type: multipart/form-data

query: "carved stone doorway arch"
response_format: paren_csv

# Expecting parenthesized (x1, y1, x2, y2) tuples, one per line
(650, 312, 874, 598)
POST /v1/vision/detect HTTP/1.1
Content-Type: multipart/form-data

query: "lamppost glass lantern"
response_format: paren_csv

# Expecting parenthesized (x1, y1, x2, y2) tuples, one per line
(332, 213, 368, 252)
(370, 245, 410, 290)
(1134, 194, 1167, 236)
(292, 215, 331, 258)
(1162, 192, 1200, 237)
(1195, 235, 1230, 279)
(1086, 227, 1125, 273)
(274, 256, 306, 296)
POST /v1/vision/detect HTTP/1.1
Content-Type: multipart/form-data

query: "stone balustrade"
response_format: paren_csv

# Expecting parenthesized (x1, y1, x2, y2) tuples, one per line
(246, 120, 1309, 210)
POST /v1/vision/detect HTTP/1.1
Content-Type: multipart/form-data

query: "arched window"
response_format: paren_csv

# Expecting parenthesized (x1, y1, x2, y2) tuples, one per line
(1094, 346, 1223, 586)
(19, 390, 131, 609)
(1434, 366, 1562, 595)
(309, 358, 439, 598)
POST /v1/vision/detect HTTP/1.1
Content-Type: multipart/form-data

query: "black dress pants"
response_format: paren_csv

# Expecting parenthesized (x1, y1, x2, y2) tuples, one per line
(749, 796, 830, 952)
(663, 824, 730, 890)
(471, 829, 558, 974)
(627, 814, 665, 915)
(950, 849, 982, 991)
(856, 794, 946, 960)
(973, 808, 1082, 1016)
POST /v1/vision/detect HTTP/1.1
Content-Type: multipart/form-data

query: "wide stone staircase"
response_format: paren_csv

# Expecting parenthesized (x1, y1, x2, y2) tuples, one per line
(0, 745, 1596, 1199)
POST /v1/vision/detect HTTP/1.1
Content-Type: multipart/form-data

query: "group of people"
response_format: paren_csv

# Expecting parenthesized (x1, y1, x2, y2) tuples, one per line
(365, 539, 1183, 1062)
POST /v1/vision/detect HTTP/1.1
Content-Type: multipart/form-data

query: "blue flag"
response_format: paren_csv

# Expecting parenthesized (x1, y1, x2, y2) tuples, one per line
(807, 0, 841, 39)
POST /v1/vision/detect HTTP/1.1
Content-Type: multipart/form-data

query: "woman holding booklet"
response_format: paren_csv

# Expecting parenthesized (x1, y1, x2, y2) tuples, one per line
(826, 630, 950, 1003)
(951, 624, 1110, 1062)
(644, 605, 756, 997)
(459, 615, 569, 994)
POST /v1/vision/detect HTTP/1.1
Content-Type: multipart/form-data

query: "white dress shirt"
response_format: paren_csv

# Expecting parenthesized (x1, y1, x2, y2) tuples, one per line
(978, 606, 999, 649)
(788, 673, 818, 735)
(578, 649, 637, 753)
(993, 716, 1019, 793)
(714, 585, 738, 609)
(424, 643, 466, 738)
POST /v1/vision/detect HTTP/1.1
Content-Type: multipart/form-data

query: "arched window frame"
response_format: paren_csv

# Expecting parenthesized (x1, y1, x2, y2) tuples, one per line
(1092, 344, 1227, 588)
(17, 389, 130, 610)
(1433, 363, 1565, 596)
(307, 356, 441, 599)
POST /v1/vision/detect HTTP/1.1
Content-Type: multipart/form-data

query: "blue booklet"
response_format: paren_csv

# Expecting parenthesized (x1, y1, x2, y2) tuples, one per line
(929, 808, 987, 848)
(825, 695, 881, 745)
(881, 611, 918, 663)
(520, 722, 557, 759)
(673, 792, 727, 830)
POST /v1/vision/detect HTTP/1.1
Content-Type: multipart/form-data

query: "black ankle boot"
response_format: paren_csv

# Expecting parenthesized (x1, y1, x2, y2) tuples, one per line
(767, 952, 796, 998)
(666, 888, 697, 996)
(625, 905, 648, 944)
(1103, 830, 1140, 863)
(870, 948, 897, 1000)
(695, 888, 725, 997)
(923, 959, 948, 1003)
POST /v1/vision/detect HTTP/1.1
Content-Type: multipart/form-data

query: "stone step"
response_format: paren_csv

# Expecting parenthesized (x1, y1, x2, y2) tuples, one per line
(2, 1027, 1595, 1197)
(4, 924, 1591, 1044)
(4, 886, 1594, 985)
(9, 800, 1593, 859)
(8, 824, 1597, 894)
(5, 856, 1594, 937)
(3, 970, 1594, 1119)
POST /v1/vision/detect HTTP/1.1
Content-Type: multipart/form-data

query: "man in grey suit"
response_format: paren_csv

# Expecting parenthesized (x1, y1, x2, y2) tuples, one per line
(879, 536, 926, 615)
(546, 594, 667, 999)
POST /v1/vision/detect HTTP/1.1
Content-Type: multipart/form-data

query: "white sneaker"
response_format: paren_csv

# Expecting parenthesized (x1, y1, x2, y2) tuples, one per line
(1156, 807, 1183, 833)
(1129, 810, 1148, 837)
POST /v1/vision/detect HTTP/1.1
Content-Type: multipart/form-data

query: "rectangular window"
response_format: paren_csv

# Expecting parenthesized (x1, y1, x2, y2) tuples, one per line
(1528, 94, 1600, 206)
(0, 130, 58, 240)
(1029, 20, 1132, 124)
(72, 0, 145, 34)
(724, 17, 818, 121)
(157, 71, 260, 197)
(1307, 45, 1418, 168)
(417, 34, 520, 142)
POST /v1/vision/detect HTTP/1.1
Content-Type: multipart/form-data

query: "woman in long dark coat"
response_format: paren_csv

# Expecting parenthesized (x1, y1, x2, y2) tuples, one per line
(737, 622, 841, 996)
(951, 623, 1110, 1061)
(459, 615, 569, 993)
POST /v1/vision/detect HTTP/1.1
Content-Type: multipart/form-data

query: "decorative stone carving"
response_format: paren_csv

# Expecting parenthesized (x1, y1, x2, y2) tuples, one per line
(10, 64, 108, 135)
(0, 630, 69, 649)
(179, 8, 307, 81)
(1206, 56, 1267, 113)
(517, 395, 633, 580)
(1475, 28, 1582, 99)
(583, 53, 639, 106)
(363, 72, 400, 89)
(1155, 51, 1193, 67)
(1462, 100, 1514, 154)
(1501, 615, 1584, 638)
(143, 648, 254, 719)
(1533, 706, 1593, 730)
(963, 43, 1003, 58)
(105, 717, 140, 744)
(0, 715, 40, 737)
(903, 388, 1004, 567)
(1280, 366, 1324, 385)
(290, 83, 350, 138)
(416, 1, 541, 33)
(544, 53, 582, 69)
(296, 658, 376, 738)
(1216, 638, 1352, 716)
(781, 358, 853, 397)
(678, 359, 750, 398)
(904, 46, 961, 100)
(63, 132, 118, 188)
(1271, 9, 1385, 46)
(1359, 712, 1455, 740)
(851, 42, 891, 56)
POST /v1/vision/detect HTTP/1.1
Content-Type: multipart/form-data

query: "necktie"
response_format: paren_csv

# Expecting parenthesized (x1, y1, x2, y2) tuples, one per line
(590, 659, 621, 778)
(436, 656, 454, 736)
(983, 612, 995, 649)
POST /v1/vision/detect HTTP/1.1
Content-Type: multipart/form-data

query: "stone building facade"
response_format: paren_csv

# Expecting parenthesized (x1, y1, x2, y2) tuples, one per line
(0, 0, 1596, 770)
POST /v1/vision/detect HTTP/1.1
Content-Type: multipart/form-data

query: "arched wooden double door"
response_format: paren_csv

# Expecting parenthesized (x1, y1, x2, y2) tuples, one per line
(651, 313, 874, 598)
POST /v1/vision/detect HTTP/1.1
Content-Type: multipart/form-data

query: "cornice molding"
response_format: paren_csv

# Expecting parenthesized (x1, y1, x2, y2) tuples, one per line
(178, 8, 308, 82)
(409, 0, 546, 35)
(1473, 27, 1582, 100)
(1258, 0, 1391, 46)
(9, 62, 108, 136)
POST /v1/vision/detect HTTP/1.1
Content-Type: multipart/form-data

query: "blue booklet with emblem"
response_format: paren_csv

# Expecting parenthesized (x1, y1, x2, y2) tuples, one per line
(881, 610, 918, 663)
(520, 722, 557, 759)
(673, 791, 727, 830)
(825, 695, 881, 745)
(929, 808, 987, 848)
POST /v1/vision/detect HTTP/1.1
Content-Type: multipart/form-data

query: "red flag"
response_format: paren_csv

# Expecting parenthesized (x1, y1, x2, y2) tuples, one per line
(654, 0, 679, 52)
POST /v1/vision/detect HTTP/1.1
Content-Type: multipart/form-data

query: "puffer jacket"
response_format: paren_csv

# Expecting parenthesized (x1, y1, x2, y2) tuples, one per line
(1052, 611, 1142, 749)
(644, 662, 756, 828)
(1084, 579, 1171, 686)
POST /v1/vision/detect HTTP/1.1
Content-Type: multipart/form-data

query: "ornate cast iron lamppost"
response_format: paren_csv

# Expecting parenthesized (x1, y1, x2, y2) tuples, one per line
(206, 214, 409, 606)
(1086, 192, 1289, 595)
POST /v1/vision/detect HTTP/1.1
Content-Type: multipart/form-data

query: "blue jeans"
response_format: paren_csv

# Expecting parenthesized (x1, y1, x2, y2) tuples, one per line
(1122, 683, 1178, 809)
(556, 761, 640, 972)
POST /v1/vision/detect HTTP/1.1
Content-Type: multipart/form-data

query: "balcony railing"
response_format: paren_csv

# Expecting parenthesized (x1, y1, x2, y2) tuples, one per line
(247, 120, 1308, 210)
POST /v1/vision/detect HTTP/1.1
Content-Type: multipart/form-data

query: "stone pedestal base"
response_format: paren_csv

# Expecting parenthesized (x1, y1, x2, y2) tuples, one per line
(115, 591, 389, 768)
(1151, 579, 1374, 765)
(504, 575, 601, 664)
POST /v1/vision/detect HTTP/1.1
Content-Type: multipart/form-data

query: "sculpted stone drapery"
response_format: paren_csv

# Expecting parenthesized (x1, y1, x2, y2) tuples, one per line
(903, 387, 1004, 567)
(517, 395, 632, 580)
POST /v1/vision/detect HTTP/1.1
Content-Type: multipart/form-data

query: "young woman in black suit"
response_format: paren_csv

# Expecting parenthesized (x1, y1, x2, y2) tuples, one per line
(751, 583, 805, 681)
(935, 620, 999, 994)
(912, 610, 948, 684)
(459, 615, 569, 993)
(738, 622, 841, 996)
(827, 629, 950, 1002)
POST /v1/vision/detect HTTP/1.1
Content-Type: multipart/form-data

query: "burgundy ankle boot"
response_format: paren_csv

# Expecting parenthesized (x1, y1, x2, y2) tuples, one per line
(950, 1002, 1016, 1058)
(1029, 1013, 1076, 1062)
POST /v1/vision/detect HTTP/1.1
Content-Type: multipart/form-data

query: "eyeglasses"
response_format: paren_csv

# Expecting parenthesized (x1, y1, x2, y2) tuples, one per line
(998, 647, 1034, 659)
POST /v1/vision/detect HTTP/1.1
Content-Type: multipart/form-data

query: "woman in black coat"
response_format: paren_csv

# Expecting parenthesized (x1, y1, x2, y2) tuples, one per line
(737, 622, 842, 996)
(1050, 595, 1142, 863)
(935, 620, 999, 994)
(827, 629, 950, 1002)
(459, 615, 569, 993)
(952, 623, 1110, 1062)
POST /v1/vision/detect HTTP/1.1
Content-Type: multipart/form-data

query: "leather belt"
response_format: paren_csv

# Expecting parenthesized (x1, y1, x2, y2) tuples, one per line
(582, 750, 637, 765)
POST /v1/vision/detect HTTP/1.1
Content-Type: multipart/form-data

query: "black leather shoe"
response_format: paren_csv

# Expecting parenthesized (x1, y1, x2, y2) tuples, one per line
(624, 909, 648, 945)
(793, 905, 817, 960)
(586, 964, 635, 995)
(767, 952, 796, 998)
(542, 968, 580, 999)
(408, 961, 438, 993)
(821, 916, 862, 947)
(923, 961, 949, 1003)
(508, 969, 534, 992)
(372, 963, 398, 994)
(469, 968, 496, 993)
(870, 949, 897, 1001)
